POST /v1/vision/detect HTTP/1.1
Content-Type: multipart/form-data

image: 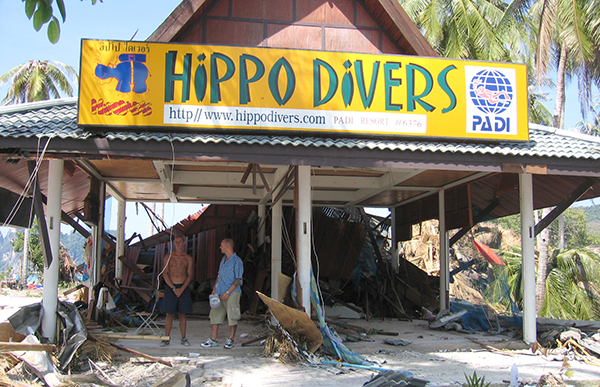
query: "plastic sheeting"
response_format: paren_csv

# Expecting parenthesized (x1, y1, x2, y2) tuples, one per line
(8, 300, 87, 370)
(310, 271, 371, 365)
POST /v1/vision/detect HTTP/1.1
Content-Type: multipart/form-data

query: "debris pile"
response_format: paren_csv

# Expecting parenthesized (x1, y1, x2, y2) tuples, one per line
(536, 325, 600, 367)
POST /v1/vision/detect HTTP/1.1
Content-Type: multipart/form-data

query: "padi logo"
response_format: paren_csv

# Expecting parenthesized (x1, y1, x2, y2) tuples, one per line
(469, 70, 513, 114)
(465, 66, 517, 135)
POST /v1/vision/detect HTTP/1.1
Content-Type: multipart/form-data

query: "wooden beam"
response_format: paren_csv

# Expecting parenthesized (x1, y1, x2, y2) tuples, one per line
(0, 342, 56, 352)
(93, 333, 169, 341)
(28, 161, 53, 268)
(449, 200, 499, 247)
(534, 178, 598, 236)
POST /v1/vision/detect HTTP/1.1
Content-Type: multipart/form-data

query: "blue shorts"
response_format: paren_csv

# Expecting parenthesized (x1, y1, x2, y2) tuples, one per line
(163, 284, 192, 314)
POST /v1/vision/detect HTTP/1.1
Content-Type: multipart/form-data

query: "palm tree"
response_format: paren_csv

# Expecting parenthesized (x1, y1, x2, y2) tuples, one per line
(398, 0, 530, 62)
(398, 0, 553, 125)
(0, 60, 78, 105)
(532, 0, 600, 129)
(576, 94, 600, 136)
(539, 249, 600, 320)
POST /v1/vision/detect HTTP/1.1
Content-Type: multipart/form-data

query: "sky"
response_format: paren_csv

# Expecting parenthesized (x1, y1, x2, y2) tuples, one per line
(0, 0, 596, 237)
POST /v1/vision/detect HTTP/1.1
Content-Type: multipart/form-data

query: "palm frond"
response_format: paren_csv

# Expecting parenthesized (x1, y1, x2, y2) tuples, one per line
(0, 60, 78, 105)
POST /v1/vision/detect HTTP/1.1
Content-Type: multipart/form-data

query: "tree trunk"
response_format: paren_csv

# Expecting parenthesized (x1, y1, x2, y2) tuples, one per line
(553, 45, 568, 129)
(553, 46, 567, 245)
(535, 207, 551, 313)
(21, 228, 30, 287)
(558, 214, 565, 250)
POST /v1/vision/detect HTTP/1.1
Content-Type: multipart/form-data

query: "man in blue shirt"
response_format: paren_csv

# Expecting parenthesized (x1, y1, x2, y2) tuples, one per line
(201, 238, 243, 349)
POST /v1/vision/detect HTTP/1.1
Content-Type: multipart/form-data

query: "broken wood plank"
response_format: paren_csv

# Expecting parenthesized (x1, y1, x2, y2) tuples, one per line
(0, 342, 55, 352)
(93, 333, 169, 341)
(63, 284, 86, 296)
(117, 256, 153, 281)
(108, 342, 172, 367)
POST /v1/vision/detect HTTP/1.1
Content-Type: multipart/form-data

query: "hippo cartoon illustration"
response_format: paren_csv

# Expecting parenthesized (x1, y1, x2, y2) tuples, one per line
(95, 53, 148, 93)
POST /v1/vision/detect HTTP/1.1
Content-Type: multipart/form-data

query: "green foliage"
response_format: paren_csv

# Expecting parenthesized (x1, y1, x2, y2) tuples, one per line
(493, 214, 521, 235)
(576, 95, 600, 136)
(0, 267, 13, 281)
(463, 371, 491, 387)
(23, 0, 102, 43)
(550, 208, 600, 249)
(539, 249, 600, 320)
(491, 208, 600, 250)
(484, 250, 524, 312)
(585, 205, 600, 224)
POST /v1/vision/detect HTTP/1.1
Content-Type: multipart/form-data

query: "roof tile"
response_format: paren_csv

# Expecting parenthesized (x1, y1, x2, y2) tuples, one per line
(1, 98, 599, 160)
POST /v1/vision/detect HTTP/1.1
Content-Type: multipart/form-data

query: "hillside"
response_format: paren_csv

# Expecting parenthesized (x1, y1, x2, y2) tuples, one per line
(0, 229, 85, 278)
(584, 204, 600, 236)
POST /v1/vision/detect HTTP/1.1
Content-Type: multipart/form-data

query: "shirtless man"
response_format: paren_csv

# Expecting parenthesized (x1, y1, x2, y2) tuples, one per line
(161, 234, 194, 347)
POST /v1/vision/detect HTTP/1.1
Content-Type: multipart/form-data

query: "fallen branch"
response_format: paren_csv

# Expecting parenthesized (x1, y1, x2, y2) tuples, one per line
(93, 333, 169, 341)
(108, 342, 172, 367)
(466, 337, 516, 357)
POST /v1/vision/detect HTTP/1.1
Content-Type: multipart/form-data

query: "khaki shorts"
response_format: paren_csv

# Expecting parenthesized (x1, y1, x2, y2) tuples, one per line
(209, 291, 241, 326)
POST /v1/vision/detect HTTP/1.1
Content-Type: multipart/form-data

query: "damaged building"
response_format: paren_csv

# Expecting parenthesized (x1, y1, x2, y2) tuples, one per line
(1, 0, 600, 370)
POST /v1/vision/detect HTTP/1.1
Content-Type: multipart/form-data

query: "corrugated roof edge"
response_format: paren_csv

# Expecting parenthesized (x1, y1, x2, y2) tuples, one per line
(0, 97, 77, 114)
(529, 123, 600, 144)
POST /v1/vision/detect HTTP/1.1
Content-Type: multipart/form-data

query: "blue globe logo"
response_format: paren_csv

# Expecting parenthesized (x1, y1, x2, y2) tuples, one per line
(469, 69, 513, 114)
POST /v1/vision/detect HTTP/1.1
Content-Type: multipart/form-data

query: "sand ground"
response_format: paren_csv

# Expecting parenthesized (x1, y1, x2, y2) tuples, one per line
(0, 291, 599, 387)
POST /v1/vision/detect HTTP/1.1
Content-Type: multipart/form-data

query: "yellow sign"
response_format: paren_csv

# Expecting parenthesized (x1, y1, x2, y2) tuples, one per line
(78, 39, 529, 141)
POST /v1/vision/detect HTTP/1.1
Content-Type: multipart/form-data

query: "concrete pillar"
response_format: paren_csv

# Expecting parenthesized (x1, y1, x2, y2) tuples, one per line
(258, 204, 266, 248)
(297, 166, 312, 315)
(94, 181, 106, 287)
(271, 170, 284, 303)
(41, 160, 63, 342)
(390, 207, 399, 272)
(439, 189, 449, 310)
(90, 225, 98, 302)
(115, 198, 126, 280)
(520, 173, 536, 343)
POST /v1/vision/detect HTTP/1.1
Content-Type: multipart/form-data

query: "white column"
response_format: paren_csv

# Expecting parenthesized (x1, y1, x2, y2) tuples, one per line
(297, 166, 312, 315)
(438, 189, 449, 311)
(41, 160, 64, 342)
(520, 173, 536, 343)
(94, 182, 106, 286)
(390, 207, 399, 272)
(258, 204, 266, 248)
(271, 170, 284, 303)
(115, 198, 126, 280)
(90, 225, 98, 302)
